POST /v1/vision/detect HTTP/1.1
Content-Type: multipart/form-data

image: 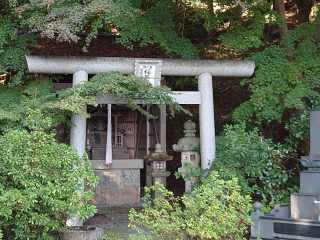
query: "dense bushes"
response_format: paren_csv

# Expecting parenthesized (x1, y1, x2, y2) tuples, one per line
(0, 109, 98, 239)
(212, 123, 298, 210)
(129, 172, 251, 240)
(129, 123, 299, 239)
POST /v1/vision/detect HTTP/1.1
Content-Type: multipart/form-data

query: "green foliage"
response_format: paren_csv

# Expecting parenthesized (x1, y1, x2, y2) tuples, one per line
(129, 173, 251, 240)
(0, 109, 98, 239)
(56, 71, 191, 119)
(212, 123, 298, 210)
(285, 109, 311, 150)
(0, 80, 71, 133)
(233, 45, 293, 124)
(232, 20, 320, 145)
(0, 14, 36, 86)
(0, 72, 190, 134)
(7, 0, 197, 59)
(98, 229, 125, 240)
(175, 123, 298, 210)
(218, 2, 278, 52)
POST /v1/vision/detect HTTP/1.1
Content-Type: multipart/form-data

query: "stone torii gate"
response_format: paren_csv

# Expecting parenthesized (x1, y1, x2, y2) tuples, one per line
(26, 55, 255, 169)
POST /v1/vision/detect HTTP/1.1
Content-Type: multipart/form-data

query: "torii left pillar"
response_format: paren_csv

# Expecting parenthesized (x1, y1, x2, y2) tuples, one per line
(66, 70, 88, 226)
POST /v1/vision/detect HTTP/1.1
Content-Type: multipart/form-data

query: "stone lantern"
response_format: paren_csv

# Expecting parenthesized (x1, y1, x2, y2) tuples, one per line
(173, 120, 200, 195)
(146, 143, 173, 198)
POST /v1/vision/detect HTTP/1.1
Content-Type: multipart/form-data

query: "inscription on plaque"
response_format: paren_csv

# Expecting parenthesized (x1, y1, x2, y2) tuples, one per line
(139, 65, 156, 86)
(134, 60, 162, 87)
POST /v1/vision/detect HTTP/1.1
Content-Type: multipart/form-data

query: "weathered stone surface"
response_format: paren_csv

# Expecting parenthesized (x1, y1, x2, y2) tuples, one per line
(291, 193, 318, 220)
(60, 227, 104, 240)
(26, 55, 255, 77)
(94, 170, 121, 186)
(147, 171, 171, 178)
(101, 186, 140, 205)
(121, 170, 140, 186)
(89, 167, 141, 206)
(300, 171, 320, 194)
(89, 187, 102, 205)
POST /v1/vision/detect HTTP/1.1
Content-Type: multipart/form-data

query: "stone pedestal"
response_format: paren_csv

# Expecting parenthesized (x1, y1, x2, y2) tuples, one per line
(291, 193, 318, 220)
(89, 159, 143, 207)
(177, 166, 198, 194)
(147, 171, 171, 198)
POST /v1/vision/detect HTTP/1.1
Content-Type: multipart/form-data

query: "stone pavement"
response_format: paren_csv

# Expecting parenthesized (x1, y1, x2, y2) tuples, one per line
(84, 206, 151, 240)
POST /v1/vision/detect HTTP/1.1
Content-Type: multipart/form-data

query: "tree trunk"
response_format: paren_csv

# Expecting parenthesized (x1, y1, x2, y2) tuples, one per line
(206, 0, 216, 39)
(274, 0, 294, 61)
(311, 7, 320, 40)
(274, 0, 288, 40)
(295, 0, 312, 24)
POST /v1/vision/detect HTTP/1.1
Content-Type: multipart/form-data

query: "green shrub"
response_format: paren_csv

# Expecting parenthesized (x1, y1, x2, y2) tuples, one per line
(129, 171, 251, 240)
(0, 109, 98, 239)
(213, 123, 299, 210)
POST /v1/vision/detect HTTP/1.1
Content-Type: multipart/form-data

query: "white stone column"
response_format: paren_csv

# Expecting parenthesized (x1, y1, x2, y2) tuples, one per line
(70, 70, 88, 157)
(68, 70, 88, 227)
(198, 72, 215, 169)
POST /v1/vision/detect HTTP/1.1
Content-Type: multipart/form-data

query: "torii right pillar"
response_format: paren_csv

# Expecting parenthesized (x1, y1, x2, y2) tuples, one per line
(198, 72, 215, 170)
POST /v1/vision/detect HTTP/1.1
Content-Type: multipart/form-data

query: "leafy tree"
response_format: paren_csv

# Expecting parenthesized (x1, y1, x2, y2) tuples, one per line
(0, 109, 98, 239)
(231, 8, 320, 150)
(0, 13, 37, 86)
(2, 0, 196, 64)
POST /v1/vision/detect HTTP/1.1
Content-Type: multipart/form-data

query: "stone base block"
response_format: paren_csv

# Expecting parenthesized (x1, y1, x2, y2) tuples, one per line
(90, 159, 144, 170)
(89, 186, 140, 206)
(300, 171, 320, 195)
(89, 168, 141, 206)
(102, 186, 140, 205)
(89, 187, 102, 206)
(291, 193, 318, 220)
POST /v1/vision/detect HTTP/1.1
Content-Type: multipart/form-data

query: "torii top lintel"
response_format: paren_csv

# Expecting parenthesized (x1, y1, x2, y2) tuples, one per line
(26, 55, 255, 77)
